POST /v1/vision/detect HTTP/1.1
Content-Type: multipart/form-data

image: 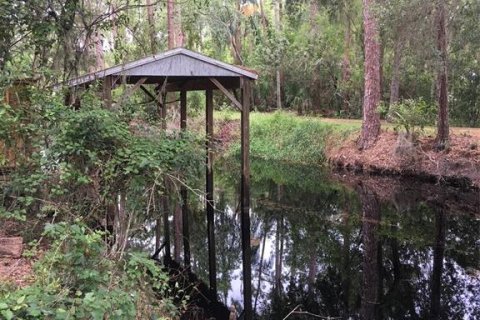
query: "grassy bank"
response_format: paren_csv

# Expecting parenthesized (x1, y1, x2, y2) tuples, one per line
(217, 111, 358, 165)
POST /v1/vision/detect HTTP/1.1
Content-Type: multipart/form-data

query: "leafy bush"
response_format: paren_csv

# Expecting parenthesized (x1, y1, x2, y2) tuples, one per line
(0, 222, 177, 319)
(384, 99, 436, 137)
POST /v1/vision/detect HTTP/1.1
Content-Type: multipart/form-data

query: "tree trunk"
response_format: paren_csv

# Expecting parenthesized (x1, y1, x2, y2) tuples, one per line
(175, 3, 184, 47)
(113, 192, 128, 257)
(274, 0, 282, 109)
(94, 31, 104, 70)
(309, 0, 319, 22)
(167, 0, 175, 49)
(146, 0, 156, 53)
(342, 3, 352, 114)
(389, 36, 404, 106)
(259, 0, 268, 28)
(358, 0, 381, 150)
(434, 0, 449, 150)
(231, 0, 243, 65)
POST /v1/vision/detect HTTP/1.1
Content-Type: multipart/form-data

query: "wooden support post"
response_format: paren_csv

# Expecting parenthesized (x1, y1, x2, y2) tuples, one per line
(158, 86, 170, 262)
(205, 89, 216, 294)
(240, 78, 252, 319)
(180, 90, 190, 267)
(103, 76, 112, 109)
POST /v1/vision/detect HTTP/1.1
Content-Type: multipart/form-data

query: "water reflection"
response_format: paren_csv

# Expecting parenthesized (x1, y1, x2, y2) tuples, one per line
(186, 159, 479, 319)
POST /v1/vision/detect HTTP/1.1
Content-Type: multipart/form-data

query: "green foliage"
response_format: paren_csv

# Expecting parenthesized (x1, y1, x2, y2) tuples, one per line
(383, 99, 436, 136)
(0, 88, 202, 316)
(0, 222, 176, 319)
(1, 89, 203, 221)
(228, 112, 356, 165)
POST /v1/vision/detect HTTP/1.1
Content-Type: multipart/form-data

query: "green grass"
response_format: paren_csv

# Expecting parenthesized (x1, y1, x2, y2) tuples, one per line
(220, 111, 358, 165)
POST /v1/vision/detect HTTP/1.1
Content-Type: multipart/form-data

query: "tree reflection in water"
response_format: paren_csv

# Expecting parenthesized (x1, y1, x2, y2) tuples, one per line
(184, 159, 480, 319)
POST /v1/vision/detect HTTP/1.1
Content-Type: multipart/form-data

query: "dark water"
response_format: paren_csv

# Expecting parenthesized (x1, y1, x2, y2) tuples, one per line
(129, 159, 480, 319)
(184, 159, 480, 319)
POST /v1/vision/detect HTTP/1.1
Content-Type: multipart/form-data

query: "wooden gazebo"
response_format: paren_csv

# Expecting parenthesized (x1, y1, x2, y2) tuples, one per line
(67, 48, 257, 318)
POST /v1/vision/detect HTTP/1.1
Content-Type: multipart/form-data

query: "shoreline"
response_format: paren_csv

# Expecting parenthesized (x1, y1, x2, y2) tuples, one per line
(215, 112, 480, 190)
(326, 129, 480, 190)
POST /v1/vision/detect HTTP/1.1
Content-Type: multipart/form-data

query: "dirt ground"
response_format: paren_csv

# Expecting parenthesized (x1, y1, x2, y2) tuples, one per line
(327, 126, 480, 189)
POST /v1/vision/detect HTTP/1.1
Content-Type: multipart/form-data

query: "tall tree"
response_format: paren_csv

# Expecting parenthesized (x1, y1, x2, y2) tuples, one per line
(231, 0, 243, 65)
(146, 0, 157, 53)
(389, 31, 404, 106)
(434, 0, 449, 150)
(274, 0, 282, 109)
(358, 0, 381, 150)
(342, 0, 353, 114)
(167, 0, 183, 49)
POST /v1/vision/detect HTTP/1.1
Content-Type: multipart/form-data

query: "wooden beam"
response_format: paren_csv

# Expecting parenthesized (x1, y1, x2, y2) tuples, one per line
(209, 77, 242, 111)
(180, 90, 190, 267)
(164, 77, 240, 92)
(140, 85, 161, 105)
(120, 77, 147, 105)
(240, 78, 252, 319)
(205, 89, 216, 294)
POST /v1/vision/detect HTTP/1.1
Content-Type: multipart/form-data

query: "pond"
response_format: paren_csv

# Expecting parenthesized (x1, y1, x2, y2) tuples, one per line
(184, 158, 480, 319)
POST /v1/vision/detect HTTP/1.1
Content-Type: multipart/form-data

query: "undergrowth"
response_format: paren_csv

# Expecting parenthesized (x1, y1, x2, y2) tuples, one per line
(225, 112, 357, 165)
(0, 222, 178, 320)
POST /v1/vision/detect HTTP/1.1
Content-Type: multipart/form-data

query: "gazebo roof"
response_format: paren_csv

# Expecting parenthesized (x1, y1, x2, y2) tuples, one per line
(68, 48, 258, 91)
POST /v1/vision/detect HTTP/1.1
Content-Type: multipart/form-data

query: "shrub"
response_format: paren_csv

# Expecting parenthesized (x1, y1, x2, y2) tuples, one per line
(0, 222, 177, 319)
(385, 99, 436, 138)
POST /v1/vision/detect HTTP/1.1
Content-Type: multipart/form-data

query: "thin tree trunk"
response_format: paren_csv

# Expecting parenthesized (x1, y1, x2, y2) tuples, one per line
(389, 37, 404, 106)
(309, 0, 319, 22)
(274, 0, 282, 109)
(175, 3, 184, 47)
(435, 0, 449, 150)
(167, 0, 175, 49)
(146, 0, 156, 53)
(342, 4, 352, 114)
(231, 0, 243, 65)
(94, 31, 104, 70)
(259, 0, 268, 28)
(358, 0, 381, 150)
(113, 192, 128, 256)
